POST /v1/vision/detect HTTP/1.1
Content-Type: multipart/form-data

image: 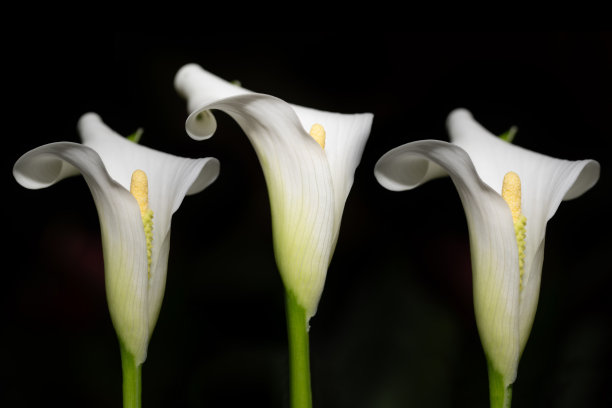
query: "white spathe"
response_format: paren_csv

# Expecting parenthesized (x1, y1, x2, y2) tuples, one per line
(175, 64, 373, 321)
(375, 108, 599, 385)
(14, 113, 220, 364)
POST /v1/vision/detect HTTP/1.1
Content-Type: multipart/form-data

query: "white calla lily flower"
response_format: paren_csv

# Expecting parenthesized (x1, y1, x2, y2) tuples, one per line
(13, 113, 220, 364)
(375, 108, 599, 388)
(174, 64, 373, 321)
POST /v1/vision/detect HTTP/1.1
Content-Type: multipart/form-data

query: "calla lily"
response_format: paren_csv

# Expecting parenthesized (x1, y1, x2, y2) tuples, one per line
(174, 63, 373, 322)
(13, 113, 220, 365)
(375, 109, 599, 401)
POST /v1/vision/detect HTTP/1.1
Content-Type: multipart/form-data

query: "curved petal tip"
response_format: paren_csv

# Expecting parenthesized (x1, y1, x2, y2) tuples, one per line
(173, 63, 204, 99)
(564, 159, 600, 200)
(13, 146, 68, 189)
(185, 109, 218, 141)
(375, 149, 432, 191)
(374, 141, 449, 191)
(446, 108, 479, 137)
(187, 157, 221, 195)
(447, 108, 473, 124)
(78, 112, 103, 127)
(77, 112, 113, 144)
(77, 112, 106, 135)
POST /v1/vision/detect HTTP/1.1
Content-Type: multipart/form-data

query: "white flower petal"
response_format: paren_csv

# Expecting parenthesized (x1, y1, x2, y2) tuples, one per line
(376, 108, 599, 386)
(174, 64, 251, 140)
(14, 142, 150, 363)
(446, 109, 600, 350)
(14, 114, 220, 364)
(175, 64, 250, 110)
(375, 140, 521, 383)
(187, 93, 335, 319)
(76, 113, 220, 331)
(175, 64, 373, 320)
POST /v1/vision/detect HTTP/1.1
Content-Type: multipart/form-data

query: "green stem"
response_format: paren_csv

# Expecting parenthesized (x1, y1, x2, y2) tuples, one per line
(487, 360, 512, 408)
(285, 290, 313, 408)
(120, 342, 142, 408)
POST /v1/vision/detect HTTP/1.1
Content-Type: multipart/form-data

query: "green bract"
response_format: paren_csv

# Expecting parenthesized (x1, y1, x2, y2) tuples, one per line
(13, 113, 219, 364)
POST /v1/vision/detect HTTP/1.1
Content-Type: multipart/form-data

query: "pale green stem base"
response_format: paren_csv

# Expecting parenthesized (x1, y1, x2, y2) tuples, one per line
(285, 291, 313, 408)
(487, 360, 512, 408)
(120, 343, 142, 408)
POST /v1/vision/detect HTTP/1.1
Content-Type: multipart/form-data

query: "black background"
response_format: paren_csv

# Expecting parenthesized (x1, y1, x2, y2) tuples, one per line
(3, 32, 611, 407)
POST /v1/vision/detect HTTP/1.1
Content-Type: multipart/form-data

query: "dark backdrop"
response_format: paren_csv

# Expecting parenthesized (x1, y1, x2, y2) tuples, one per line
(3, 32, 610, 407)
